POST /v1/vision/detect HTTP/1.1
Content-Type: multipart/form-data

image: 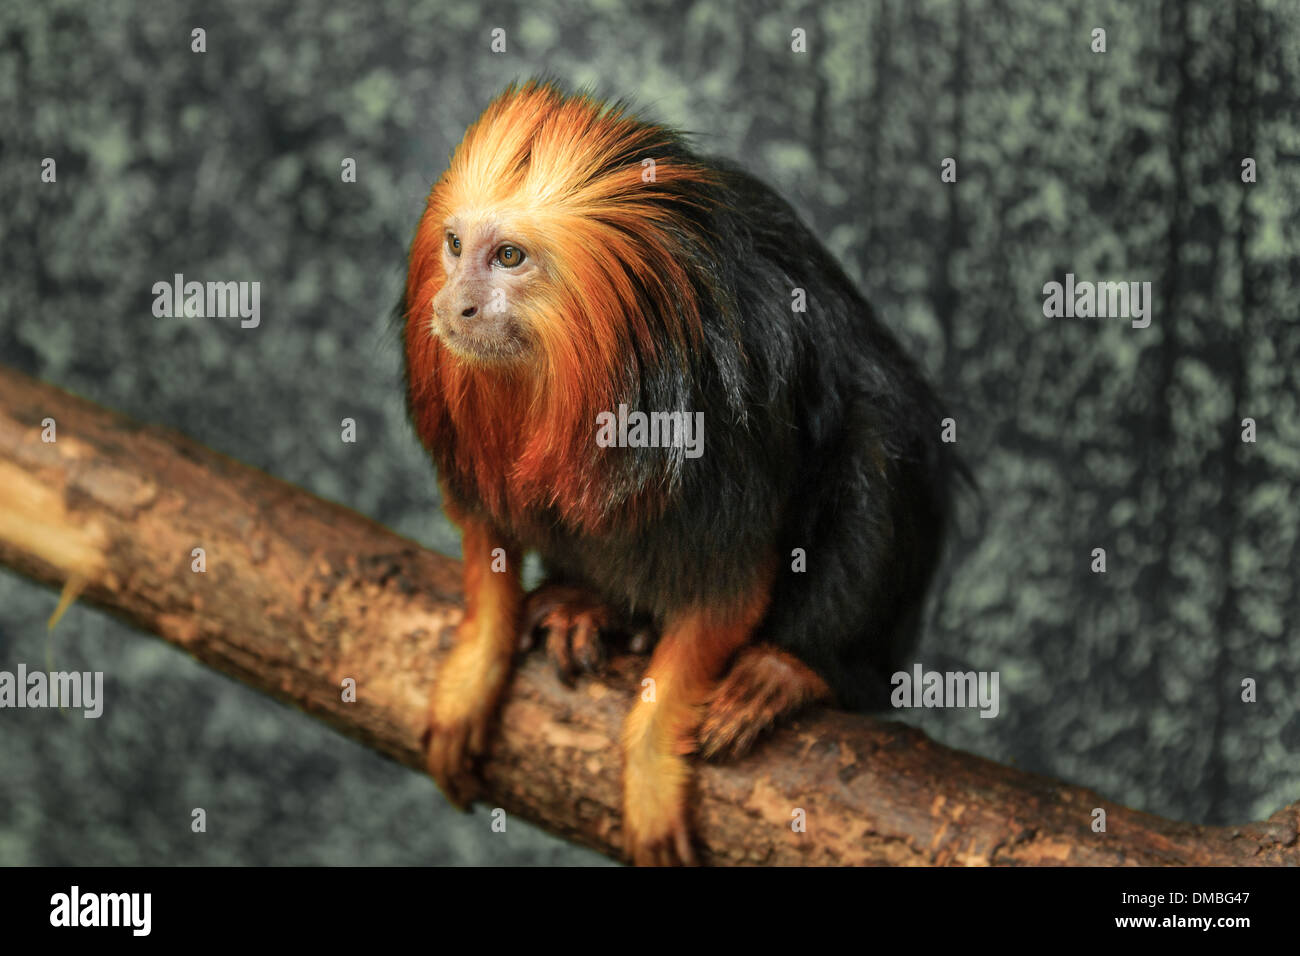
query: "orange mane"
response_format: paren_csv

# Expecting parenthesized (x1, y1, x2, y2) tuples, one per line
(404, 81, 717, 532)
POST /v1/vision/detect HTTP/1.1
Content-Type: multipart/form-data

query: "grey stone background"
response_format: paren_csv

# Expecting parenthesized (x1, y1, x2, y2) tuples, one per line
(1, 0, 1297, 865)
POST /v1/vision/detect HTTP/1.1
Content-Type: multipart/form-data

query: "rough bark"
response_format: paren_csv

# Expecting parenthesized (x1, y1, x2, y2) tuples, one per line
(0, 365, 1295, 865)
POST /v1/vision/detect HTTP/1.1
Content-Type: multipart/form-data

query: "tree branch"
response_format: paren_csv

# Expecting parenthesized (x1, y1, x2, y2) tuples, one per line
(0, 365, 1295, 865)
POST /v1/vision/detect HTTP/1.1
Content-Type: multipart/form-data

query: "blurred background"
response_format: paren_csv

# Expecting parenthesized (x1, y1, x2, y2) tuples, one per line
(1, 0, 1297, 865)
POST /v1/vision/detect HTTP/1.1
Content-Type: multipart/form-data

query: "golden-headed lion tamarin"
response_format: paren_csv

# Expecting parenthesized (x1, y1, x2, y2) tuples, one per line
(403, 80, 959, 865)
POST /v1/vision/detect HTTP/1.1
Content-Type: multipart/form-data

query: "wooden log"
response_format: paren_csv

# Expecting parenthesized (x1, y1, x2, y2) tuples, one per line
(0, 364, 1295, 865)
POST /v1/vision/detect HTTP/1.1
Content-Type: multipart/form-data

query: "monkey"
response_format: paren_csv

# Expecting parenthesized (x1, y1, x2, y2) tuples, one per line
(402, 80, 961, 865)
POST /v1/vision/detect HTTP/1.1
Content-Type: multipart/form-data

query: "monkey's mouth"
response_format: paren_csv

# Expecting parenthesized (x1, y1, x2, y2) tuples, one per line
(436, 317, 531, 364)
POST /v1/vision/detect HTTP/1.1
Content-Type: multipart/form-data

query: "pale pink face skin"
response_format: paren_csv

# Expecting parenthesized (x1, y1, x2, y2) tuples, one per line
(431, 214, 539, 364)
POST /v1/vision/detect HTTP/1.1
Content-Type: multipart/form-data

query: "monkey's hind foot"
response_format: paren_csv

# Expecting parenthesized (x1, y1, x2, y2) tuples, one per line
(518, 582, 620, 684)
(423, 624, 514, 809)
(698, 645, 832, 762)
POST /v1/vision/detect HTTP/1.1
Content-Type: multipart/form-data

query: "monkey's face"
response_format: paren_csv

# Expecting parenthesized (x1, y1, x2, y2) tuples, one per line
(430, 214, 540, 365)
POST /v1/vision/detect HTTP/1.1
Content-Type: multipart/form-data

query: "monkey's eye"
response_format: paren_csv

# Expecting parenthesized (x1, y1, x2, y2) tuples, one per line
(446, 232, 461, 257)
(495, 245, 526, 268)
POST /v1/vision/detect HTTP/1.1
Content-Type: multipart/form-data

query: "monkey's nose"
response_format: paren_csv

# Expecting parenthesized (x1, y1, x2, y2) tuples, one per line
(460, 305, 478, 319)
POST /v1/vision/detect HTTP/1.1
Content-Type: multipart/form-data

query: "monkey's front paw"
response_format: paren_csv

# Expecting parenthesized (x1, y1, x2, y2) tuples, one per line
(519, 583, 614, 683)
(622, 751, 697, 866)
(699, 645, 831, 762)
(423, 637, 511, 809)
